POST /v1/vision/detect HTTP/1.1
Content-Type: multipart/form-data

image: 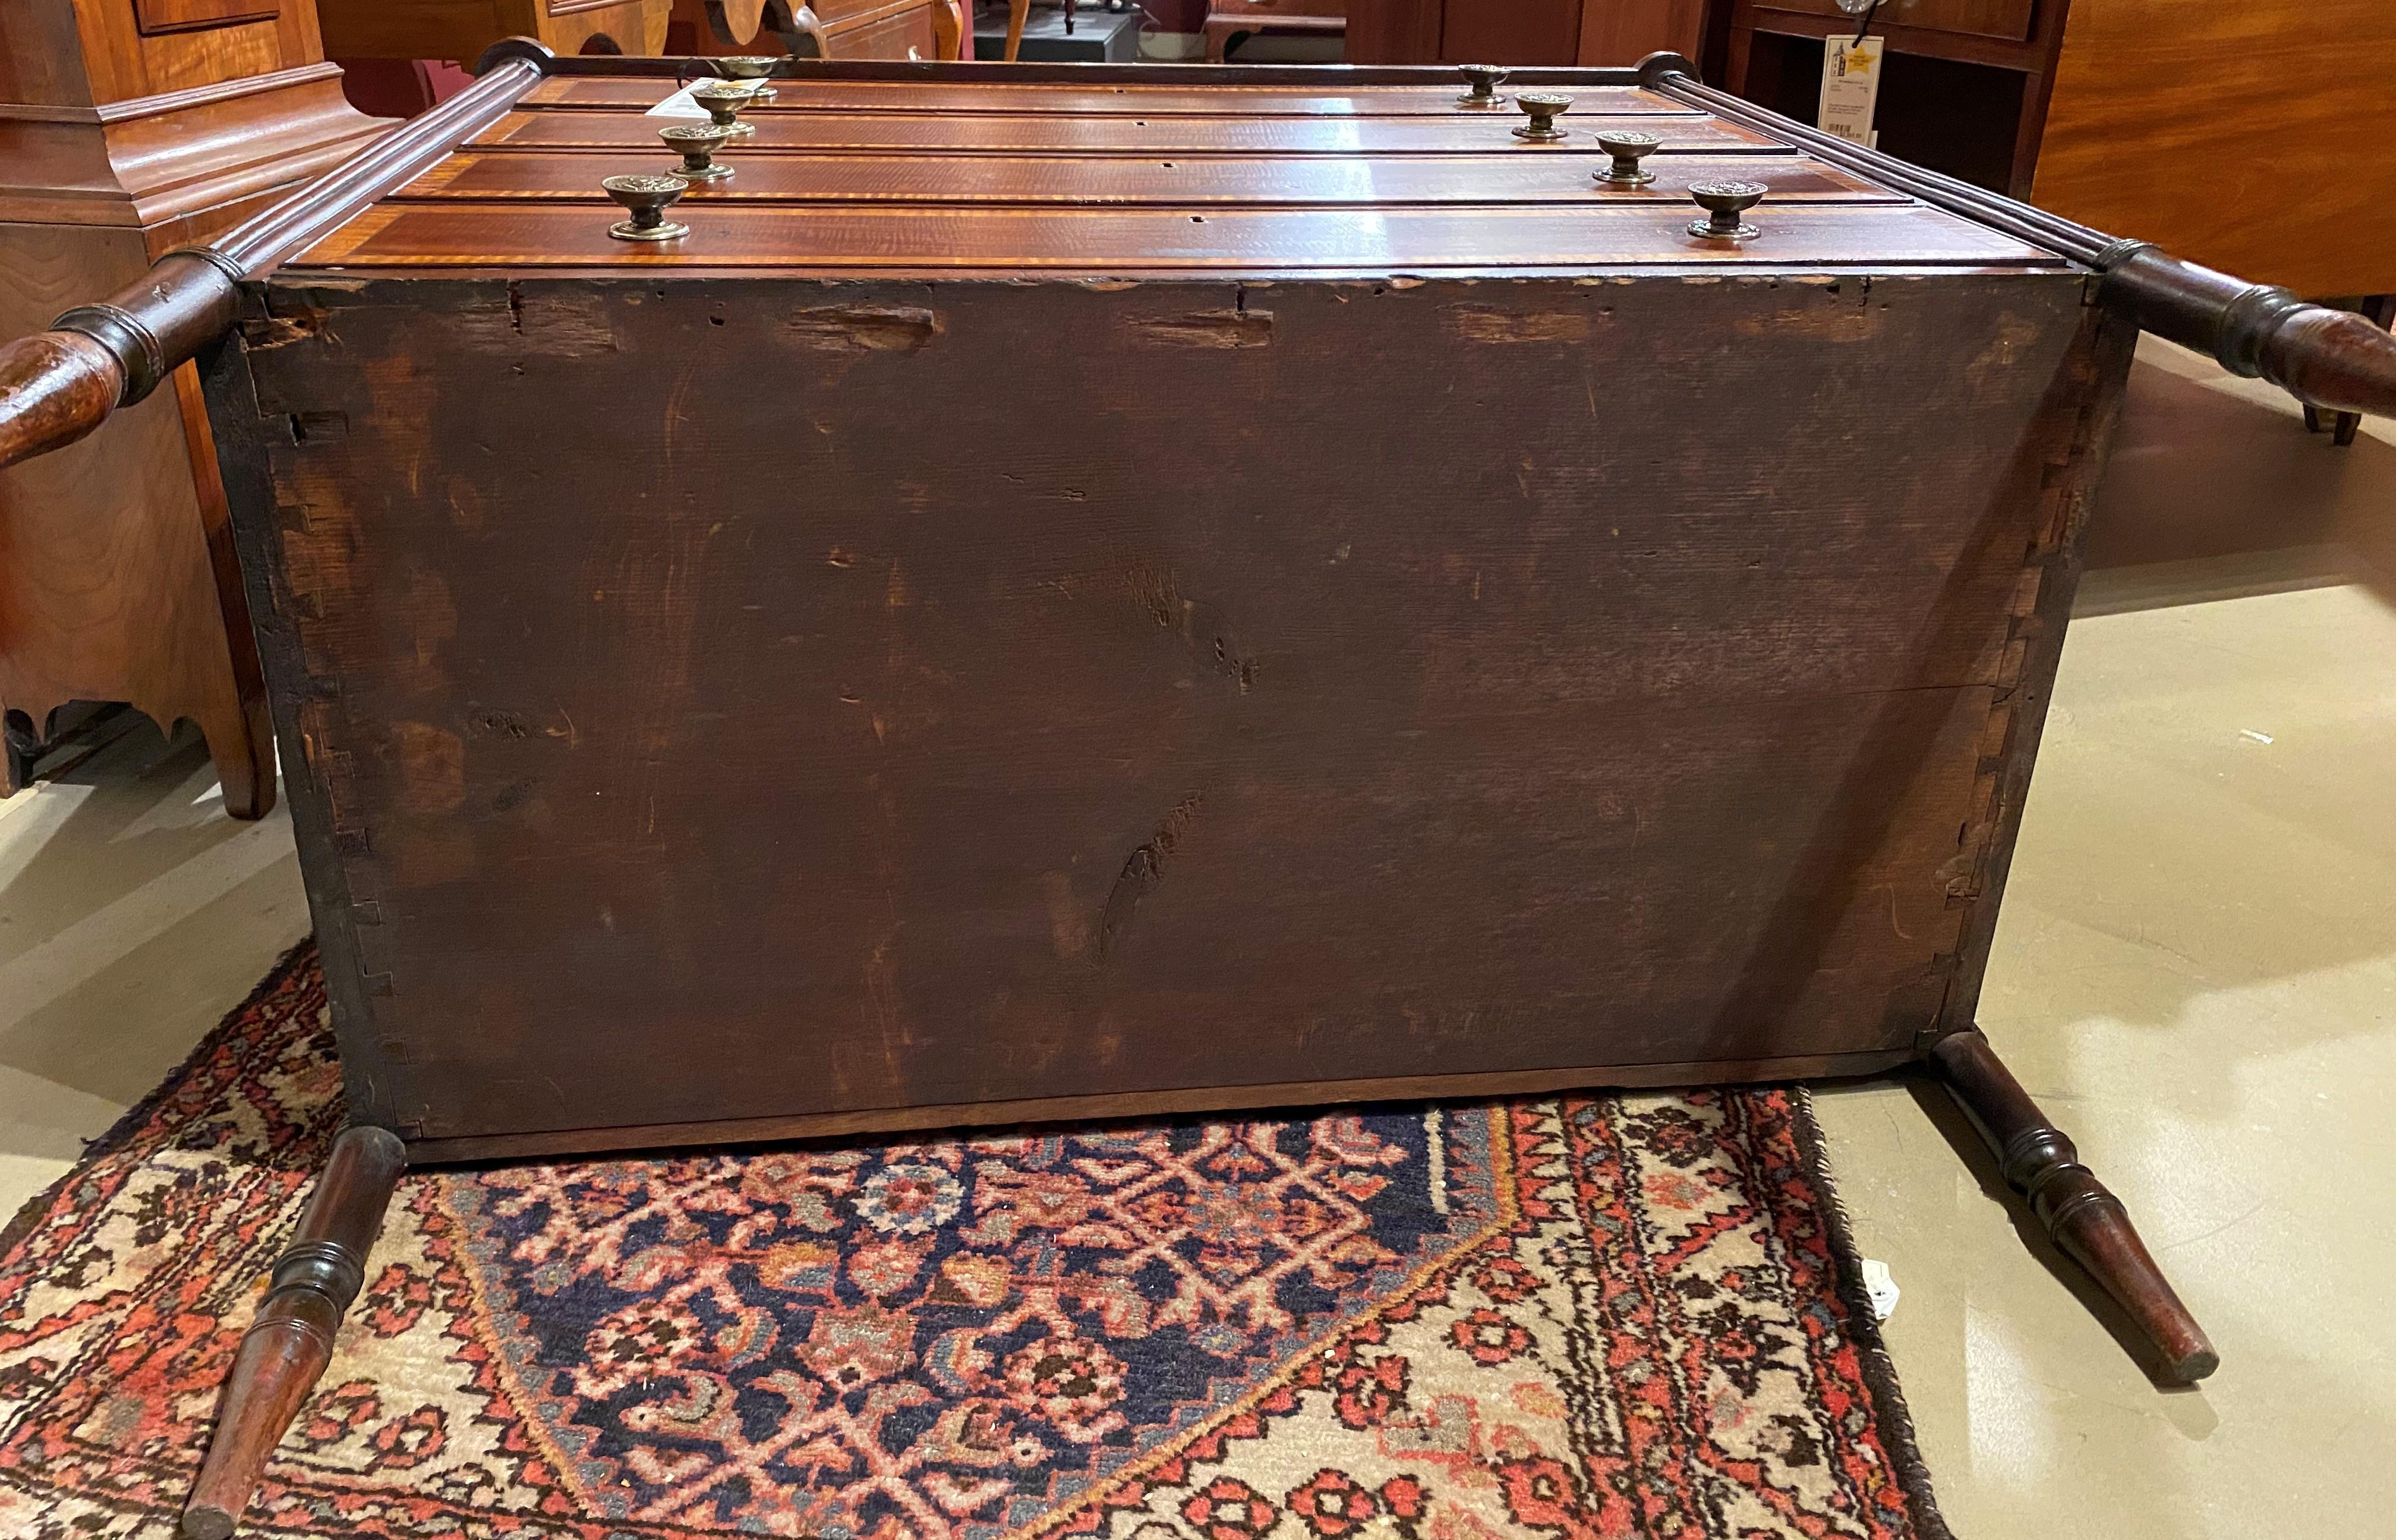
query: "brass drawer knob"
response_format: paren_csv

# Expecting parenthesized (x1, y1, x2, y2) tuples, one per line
(603, 173, 692, 242)
(691, 80, 761, 137)
(659, 122, 736, 182)
(1512, 92, 1572, 143)
(717, 55, 780, 102)
(1687, 179, 1767, 239)
(1593, 130, 1661, 186)
(1456, 64, 1509, 109)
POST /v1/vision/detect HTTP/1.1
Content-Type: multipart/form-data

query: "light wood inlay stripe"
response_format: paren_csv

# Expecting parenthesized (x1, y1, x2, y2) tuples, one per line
(524, 78, 1701, 118)
(288, 200, 2062, 272)
(396, 152, 1891, 207)
(471, 109, 1780, 156)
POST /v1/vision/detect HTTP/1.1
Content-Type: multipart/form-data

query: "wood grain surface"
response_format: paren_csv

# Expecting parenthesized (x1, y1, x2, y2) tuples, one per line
(470, 106, 1780, 155)
(398, 150, 1890, 206)
(315, 0, 671, 64)
(528, 77, 1692, 116)
(282, 71, 2058, 275)
(173, 64, 2123, 1154)
(291, 198, 2055, 272)
(227, 269, 2098, 1148)
(2031, 0, 2396, 296)
(0, 222, 272, 813)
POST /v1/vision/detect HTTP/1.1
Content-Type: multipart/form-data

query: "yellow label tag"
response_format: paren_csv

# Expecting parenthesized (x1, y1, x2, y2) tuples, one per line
(1818, 36, 1885, 149)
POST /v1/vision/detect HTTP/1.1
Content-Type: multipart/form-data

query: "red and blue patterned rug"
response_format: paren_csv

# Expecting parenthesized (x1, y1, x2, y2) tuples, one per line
(0, 945, 1945, 1539)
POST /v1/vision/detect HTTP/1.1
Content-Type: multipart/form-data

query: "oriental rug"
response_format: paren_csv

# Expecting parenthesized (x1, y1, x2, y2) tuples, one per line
(0, 944, 1946, 1540)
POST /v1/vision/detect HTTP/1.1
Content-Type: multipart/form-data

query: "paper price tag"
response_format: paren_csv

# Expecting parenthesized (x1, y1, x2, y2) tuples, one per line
(1817, 36, 1884, 149)
(645, 83, 711, 119)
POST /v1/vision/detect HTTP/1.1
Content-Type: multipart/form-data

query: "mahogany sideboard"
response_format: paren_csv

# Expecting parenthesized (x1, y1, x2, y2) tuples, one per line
(0, 0, 384, 814)
(1203, 0, 1347, 64)
(314, 0, 672, 62)
(2030, 0, 2396, 301)
(667, 0, 969, 63)
(4, 44, 2394, 1538)
(1348, 0, 1718, 68)
(1726, 0, 2396, 292)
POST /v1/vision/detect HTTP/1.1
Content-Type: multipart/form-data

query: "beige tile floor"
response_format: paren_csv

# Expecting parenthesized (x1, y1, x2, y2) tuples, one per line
(0, 337, 2389, 1536)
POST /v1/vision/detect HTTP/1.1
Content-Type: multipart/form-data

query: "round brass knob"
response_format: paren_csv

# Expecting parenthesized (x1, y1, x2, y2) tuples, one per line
(1686, 179, 1767, 239)
(603, 173, 692, 242)
(1512, 91, 1572, 143)
(1456, 64, 1509, 109)
(660, 122, 736, 182)
(1593, 129, 1661, 187)
(691, 80, 761, 137)
(716, 55, 779, 102)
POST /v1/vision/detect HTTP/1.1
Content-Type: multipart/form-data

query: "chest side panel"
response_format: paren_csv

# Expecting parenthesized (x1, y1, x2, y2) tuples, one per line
(239, 269, 2095, 1145)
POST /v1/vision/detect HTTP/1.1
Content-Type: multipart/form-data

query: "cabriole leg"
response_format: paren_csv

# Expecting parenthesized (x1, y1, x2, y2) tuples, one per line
(182, 1126, 407, 1540)
(1930, 1029, 2218, 1385)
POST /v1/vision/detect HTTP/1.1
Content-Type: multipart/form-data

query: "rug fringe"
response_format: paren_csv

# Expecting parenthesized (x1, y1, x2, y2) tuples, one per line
(1789, 1084, 1956, 1540)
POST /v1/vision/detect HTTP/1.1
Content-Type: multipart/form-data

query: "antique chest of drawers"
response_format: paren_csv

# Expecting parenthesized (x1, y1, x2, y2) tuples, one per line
(2, 45, 2391, 1536)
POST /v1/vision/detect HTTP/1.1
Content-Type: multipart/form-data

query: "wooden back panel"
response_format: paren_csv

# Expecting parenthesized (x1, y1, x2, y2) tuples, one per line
(219, 66, 2107, 1160)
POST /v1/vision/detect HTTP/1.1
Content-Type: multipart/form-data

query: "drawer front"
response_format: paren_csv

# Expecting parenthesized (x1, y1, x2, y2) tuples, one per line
(1754, 0, 2036, 43)
(825, 0, 938, 58)
(814, 0, 904, 26)
(133, 0, 279, 34)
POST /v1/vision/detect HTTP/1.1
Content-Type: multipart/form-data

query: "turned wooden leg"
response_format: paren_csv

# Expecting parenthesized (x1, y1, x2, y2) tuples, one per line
(929, 0, 965, 59)
(2324, 296, 2393, 448)
(183, 1126, 407, 1540)
(198, 698, 276, 822)
(1, 711, 33, 798)
(1004, 0, 1029, 59)
(1931, 1030, 2217, 1384)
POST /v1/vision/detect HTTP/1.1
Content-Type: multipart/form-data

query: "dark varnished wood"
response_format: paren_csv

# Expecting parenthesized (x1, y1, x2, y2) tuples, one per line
(1932, 1030, 2218, 1384)
(402, 1046, 1919, 1163)
(182, 1126, 408, 1540)
(315, 0, 671, 64)
(289, 200, 2055, 272)
(228, 272, 2088, 1147)
(400, 149, 1890, 206)
(1347, 0, 1578, 65)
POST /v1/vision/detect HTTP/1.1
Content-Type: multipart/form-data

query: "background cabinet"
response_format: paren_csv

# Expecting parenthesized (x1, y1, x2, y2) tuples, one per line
(1722, 0, 2396, 299)
(315, 0, 671, 61)
(0, 0, 386, 815)
(2031, 0, 2396, 299)
(1346, 0, 1716, 67)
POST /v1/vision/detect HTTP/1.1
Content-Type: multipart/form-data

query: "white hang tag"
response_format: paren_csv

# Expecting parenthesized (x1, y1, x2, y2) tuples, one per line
(1818, 36, 1886, 149)
(645, 83, 713, 119)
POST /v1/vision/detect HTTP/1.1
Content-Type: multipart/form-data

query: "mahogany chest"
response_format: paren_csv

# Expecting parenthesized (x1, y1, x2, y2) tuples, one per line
(216, 58, 2116, 1163)
(9, 62, 2395, 1491)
